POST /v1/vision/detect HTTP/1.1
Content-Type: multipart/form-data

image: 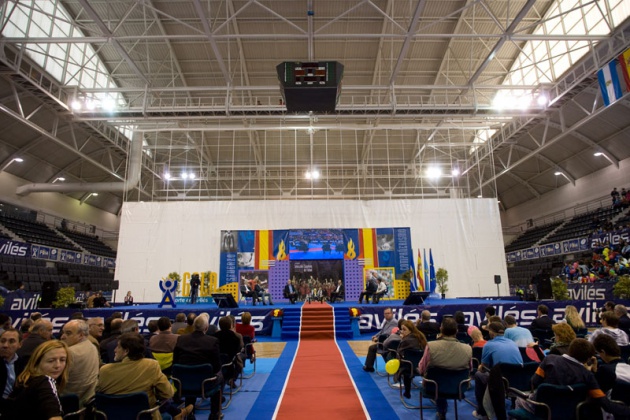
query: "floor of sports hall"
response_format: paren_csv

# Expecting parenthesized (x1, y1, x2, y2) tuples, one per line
(160, 298, 493, 420)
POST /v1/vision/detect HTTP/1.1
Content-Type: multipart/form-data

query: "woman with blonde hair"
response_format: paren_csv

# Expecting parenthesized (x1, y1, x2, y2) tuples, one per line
(6, 340, 71, 420)
(563, 305, 586, 331)
(549, 322, 577, 355)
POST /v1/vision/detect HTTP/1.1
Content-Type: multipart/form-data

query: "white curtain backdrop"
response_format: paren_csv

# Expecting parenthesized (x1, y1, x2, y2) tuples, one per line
(115, 199, 508, 302)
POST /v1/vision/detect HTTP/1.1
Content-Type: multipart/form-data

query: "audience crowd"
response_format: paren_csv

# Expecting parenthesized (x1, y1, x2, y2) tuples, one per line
(0, 309, 260, 420)
(360, 303, 630, 419)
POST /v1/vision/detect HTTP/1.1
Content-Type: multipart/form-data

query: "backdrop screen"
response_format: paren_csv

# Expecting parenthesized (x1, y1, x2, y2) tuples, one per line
(288, 229, 345, 260)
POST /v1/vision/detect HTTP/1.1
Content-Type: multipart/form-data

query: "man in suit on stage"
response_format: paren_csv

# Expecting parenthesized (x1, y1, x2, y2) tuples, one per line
(283, 279, 298, 304)
(329, 279, 344, 303)
(173, 314, 223, 420)
(240, 278, 260, 305)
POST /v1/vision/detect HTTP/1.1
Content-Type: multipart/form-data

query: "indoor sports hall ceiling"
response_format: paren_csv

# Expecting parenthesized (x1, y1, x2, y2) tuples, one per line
(0, 0, 629, 216)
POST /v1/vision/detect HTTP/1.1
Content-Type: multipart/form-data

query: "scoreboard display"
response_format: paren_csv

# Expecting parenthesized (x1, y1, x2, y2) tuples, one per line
(277, 61, 344, 113)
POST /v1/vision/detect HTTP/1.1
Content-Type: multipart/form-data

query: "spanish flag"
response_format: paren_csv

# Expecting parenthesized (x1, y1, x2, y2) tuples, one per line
(416, 249, 424, 291)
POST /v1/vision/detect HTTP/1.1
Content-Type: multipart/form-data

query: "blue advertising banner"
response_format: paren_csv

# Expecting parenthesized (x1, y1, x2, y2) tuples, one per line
(0, 239, 31, 258)
(103, 257, 116, 268)
(562, 239, 580, 253)
(220, 252, 238, 286)
(3, 304, 274, 336)
(590, 228, 630, 249)
(61, 250, 83, 264)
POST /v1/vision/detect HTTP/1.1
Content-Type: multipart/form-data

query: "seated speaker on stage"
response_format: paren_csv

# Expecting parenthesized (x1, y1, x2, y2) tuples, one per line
(283, 279, 298, 304)
(371, 278, 387, 304)
(240, 279, 260, 306)
(329, 279, 344, 303)
(358, 272, 378, 304)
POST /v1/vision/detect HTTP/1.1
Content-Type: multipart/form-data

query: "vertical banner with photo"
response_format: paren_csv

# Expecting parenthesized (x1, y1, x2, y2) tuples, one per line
(376, 228, 395, 269)
(393, 227, 413, 279)
(363, 267, 395, 299)
(219, 230, 239, 286)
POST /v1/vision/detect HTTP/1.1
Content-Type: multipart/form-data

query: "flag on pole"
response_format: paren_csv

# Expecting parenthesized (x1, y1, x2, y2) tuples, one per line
(408, 250, 417, 292)
(416, 249, 424, 291)
(598, 60, 623, 106)
(429, 248, 436, 293)
(619, 48, 630, 91)
(423, 248, 429, 292)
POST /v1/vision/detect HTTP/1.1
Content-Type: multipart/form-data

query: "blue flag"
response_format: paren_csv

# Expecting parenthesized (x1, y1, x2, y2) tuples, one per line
(429, 248, 436, 293)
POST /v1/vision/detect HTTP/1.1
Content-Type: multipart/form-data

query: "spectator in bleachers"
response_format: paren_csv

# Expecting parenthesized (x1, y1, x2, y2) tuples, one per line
(611, 188, 620, 206)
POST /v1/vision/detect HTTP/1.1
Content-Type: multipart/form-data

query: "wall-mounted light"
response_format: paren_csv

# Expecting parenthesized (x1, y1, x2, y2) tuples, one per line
(53, 177, 66, 183)
(426, 166, 442, 179)
(1, 157, 24, 172)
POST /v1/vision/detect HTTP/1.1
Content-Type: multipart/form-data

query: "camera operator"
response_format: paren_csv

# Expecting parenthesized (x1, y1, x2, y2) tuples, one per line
(190, 274, 201, 304)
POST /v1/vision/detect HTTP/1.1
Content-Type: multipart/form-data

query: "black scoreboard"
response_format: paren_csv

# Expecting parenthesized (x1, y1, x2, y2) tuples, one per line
(276, 61, 344, 113)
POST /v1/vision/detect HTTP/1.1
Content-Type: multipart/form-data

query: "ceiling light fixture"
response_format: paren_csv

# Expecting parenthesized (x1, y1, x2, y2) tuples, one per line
(426, 166, 442, 179)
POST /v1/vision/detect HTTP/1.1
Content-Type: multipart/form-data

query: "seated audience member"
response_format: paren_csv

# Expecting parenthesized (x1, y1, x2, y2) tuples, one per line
(548, 322, 576, 356)
(87, 317, 105, 347)
(149, 317, 179, 353)
(18, 320, 32, 340)
(382, 321, 404, 357)
(5, 340, 69, 419)
(17, 320, 53, 366)
(563, 304, 586, 332)
(105, 320, 152, 363)
(416, 310, 440, 337)
(171, 313, 187, 334)
(60, 319, 99, 406)
(454, 311, 469, 333)
(614, 304, 630, 337)
(99, 319, 123, 363)
(592, 333, 630, 395)
(469, 326, 487, 348)
(215, 316, 244, 385)
(473, 322, 523, 419)
(528, 304, 556, 332)
(418, 317, 472, 420)
(515, 338, 630, 418)
(0, 329, 24, 403)
(394, 320, 427, 399)
(235, 312, 255, 340)
(177, 313, 196, 335)
(590, 312, 630, 347)
(283, 280, 298, 304)
(97, 333, 192, 420)
(173, 315, 223, 420)
(480, 306, 496, 340)
(504, 315, 535, 347)
(146, 320, 159, 339)
(92, 292, 110, 308)
(362, 308, 397, 372)
(124, 291, 134, 306)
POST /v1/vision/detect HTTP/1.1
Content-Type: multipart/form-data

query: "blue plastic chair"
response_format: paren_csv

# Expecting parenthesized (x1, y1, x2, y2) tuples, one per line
(507, 383, 588, 420)
(170, 363, 222, 403)
(93, 392, 159, 420)
(419, 367, 471, 420)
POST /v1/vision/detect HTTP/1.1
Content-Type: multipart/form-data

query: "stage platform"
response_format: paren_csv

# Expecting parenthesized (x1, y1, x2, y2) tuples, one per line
(5, 296, 621, 336)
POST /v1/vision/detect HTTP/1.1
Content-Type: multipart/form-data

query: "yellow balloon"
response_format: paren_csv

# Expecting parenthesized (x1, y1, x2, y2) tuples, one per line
(385, 359, 400, 375)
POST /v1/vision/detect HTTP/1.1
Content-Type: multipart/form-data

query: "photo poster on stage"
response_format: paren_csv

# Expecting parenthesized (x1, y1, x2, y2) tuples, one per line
(237, 270, 270, 301)
(219, 227, 413, 300)
(364, 267, 395, 299)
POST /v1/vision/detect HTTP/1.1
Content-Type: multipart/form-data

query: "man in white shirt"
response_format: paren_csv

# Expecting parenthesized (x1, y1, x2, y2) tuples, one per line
(372, 278, 388, 304)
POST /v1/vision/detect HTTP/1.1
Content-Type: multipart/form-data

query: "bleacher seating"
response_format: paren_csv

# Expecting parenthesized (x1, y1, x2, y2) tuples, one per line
(0, 213, 82, 252)
(59, 228, 117, 258)
(507, 256, 564, 286)
(544, 206, 624, 244)
(505, 221, 563, 253)
(0, 256, 115, 292)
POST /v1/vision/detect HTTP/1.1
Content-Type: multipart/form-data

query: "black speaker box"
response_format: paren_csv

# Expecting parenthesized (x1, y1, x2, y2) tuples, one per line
(111, 280, 120, 290)
(39, 281, 58, 308)
(212, 293, 239, 308)
(403, 291, 430, 305)
(494, 275, 502, 284)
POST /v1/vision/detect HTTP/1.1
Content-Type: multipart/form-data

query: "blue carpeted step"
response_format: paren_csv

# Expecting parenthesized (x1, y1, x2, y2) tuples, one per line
(333, 307, 353, 339)
(281, 307, 303, 340)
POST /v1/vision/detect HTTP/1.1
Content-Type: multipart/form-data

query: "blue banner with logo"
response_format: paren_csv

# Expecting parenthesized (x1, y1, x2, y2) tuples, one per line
(393, 227, 412, 279)
(0, 239, 31, 258)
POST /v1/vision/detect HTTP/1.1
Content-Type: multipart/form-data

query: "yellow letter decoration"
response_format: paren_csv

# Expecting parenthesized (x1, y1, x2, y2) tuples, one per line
(277, 240, 287, 260)
(346, 238, 356, 259)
